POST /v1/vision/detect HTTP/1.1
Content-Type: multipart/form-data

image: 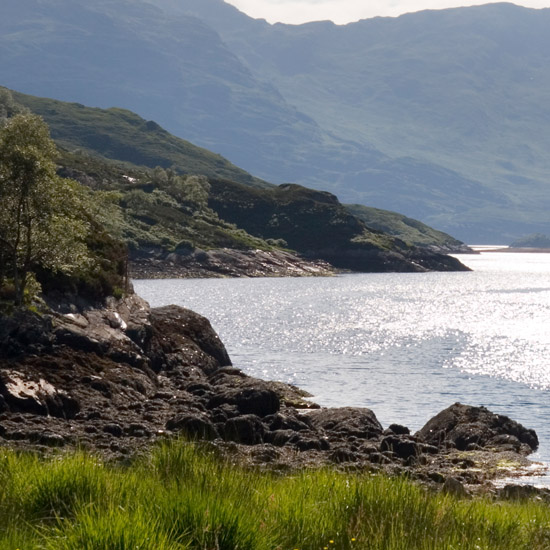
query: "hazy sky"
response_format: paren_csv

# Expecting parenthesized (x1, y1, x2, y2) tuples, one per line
(224, 0, 550, 24)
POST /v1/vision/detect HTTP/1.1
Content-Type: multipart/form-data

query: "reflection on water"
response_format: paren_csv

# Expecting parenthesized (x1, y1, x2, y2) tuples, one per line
(135, 251, 550, 484)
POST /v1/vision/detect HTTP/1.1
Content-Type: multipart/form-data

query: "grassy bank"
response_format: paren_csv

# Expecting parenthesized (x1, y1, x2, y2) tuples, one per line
(1, 441, 549, 549)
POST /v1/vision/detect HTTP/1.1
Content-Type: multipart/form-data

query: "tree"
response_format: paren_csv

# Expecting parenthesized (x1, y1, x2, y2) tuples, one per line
(0, 114, 91, 305)
(150, 167, 211, 208)
(0, 87, 27, 122)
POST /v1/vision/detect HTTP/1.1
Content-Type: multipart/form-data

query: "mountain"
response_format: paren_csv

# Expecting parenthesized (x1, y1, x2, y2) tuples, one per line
(158, 0, 550, 243)
(3, 0, 547, 242)
(509, 233, 550, 249)
(0, 0, 344, 186)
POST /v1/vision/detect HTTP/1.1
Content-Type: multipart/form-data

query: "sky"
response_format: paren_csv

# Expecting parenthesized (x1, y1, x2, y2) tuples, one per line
(224, 0, 550, 25)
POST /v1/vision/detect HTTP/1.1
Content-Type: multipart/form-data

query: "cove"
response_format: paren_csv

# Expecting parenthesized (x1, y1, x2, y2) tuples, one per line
(135, 251, 550, 484)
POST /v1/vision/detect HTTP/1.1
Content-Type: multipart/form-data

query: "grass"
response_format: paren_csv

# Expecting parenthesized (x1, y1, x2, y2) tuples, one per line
(1, 442, 550, 550)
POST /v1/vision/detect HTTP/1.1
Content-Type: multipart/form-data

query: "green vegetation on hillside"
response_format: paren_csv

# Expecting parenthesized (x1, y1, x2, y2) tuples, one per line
(0, 89, 467, 274)
(0, 110, 126, 307)
(57, 154, 278, 255)
(8, 87, 468, 255)
(1, 441, 549, 550)
(5, 88, 317, 257)
(0, 87, 278, 259)
(207, 180, 468, 272)
(208, 180, 397, 253)
(346, 203, 467, 251)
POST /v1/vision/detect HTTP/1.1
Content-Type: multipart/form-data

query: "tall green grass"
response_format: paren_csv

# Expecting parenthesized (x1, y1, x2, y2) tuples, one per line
(0, 442, 549, 550)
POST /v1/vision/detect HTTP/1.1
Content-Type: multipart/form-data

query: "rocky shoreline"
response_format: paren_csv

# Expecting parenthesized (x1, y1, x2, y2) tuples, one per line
(130, 248, 337, 279)
(129, 244, 471, 280)
(0, 293, 546, 499)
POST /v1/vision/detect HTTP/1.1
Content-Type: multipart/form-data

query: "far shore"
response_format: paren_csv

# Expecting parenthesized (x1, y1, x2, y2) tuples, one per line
(472, 246, 550, 253)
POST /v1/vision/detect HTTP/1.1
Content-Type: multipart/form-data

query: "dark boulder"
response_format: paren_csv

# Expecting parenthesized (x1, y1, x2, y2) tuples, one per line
(209, 403, 240, 423)
(235, 388, 280, 417)
(294, 436, 330, 452)
(264, 411, 311, 432)
(0, 310, 54, 358)
(223, 414, 265, 445)
(149, 306, 231, 374)
(487, 434, 524, 453)
(380, 435, 421, 460)
(416, 403, 538, 454)
(388, 424, 410, 435)
(166, 414, 218, 440)
(307, 407, 383, 440)
(208, 387, 280, 418)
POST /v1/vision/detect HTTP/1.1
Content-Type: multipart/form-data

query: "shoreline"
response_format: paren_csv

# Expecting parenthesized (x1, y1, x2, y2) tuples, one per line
(129, 248, 337, 280)
(1, 293, 547, 499)
(472, 247, 550, 253)
(129, 243, 471, 280)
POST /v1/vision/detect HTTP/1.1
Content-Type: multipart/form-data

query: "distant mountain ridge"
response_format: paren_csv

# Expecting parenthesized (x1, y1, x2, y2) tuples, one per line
(2, 0, 549, 242)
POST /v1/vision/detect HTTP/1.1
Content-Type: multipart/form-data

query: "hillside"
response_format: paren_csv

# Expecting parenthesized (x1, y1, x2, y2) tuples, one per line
(1, 89, 467, 274)
(152, 0, 550, 243)
(346, 204, 470, 253)
(9, 88, 467, 252)
(3, 0, 548, 241)
(509, 234, 550, 249)
(0, 0, 337, 187)
(207, 180, 468, 272)
(11, 90, 267, 188)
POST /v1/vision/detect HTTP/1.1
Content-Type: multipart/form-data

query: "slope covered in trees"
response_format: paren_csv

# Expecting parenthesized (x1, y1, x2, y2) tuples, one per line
(10, 88, 467, 254)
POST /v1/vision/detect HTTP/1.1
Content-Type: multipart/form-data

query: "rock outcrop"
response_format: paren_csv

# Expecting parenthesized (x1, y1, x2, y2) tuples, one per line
(0, 296, 542, 490)
(416, 402, 538, 454)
